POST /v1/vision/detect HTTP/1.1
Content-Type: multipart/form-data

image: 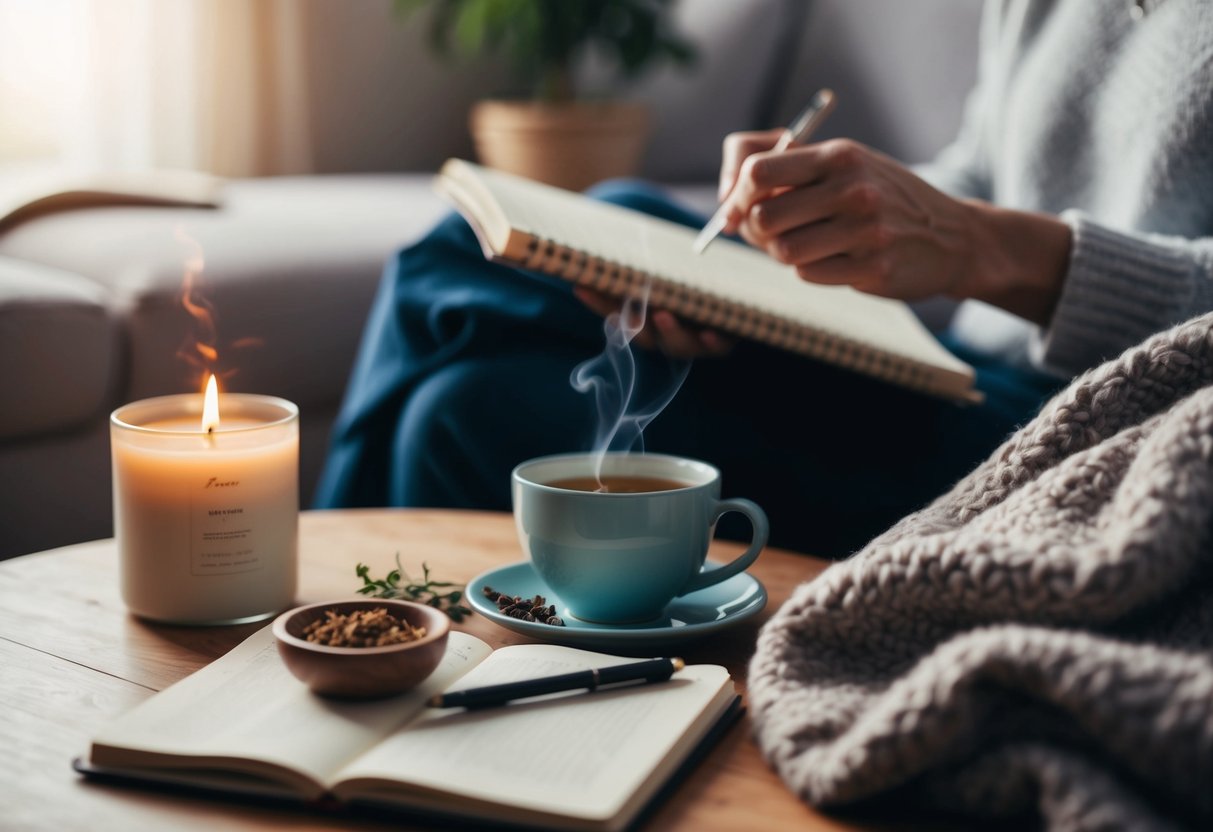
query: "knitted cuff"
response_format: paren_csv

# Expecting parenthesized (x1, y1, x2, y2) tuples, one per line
(1031, 211, 1197, 377)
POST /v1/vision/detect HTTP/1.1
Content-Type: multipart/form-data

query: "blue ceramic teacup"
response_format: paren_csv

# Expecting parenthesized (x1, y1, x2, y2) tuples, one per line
(512, 452, 769, 624)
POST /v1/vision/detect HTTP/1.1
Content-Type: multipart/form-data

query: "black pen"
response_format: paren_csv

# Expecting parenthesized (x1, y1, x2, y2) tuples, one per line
(427, 657, 686, 709)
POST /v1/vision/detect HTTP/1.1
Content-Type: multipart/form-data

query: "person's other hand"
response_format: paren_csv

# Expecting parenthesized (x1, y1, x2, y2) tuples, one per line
(573, 288, 735, 360)
(714, 135, 1071, 324)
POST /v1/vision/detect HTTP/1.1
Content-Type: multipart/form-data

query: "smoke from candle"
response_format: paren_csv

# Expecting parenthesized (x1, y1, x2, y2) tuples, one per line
(173, 226, 262, 392)
(174, 227, 216, 392)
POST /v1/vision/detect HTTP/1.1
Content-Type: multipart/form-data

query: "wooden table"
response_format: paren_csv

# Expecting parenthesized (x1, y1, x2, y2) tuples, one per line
(1, 508, 866, 832)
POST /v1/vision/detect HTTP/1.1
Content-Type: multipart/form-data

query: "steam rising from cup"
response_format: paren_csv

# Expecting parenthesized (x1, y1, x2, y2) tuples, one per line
(570, 277, 690, 488)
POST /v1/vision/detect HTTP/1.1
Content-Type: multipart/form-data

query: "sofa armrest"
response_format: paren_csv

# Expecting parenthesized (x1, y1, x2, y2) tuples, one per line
(0, 175, 448, 410)
(0, 257, 119, 440)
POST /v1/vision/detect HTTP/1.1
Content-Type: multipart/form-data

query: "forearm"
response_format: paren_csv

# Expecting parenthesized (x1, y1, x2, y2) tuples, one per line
(955, 199, 1213, 378)
(954, 200, 1072, 328)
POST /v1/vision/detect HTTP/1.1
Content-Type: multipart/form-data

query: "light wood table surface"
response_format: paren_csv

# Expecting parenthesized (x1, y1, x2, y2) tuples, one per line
(1, 508, 873, 832)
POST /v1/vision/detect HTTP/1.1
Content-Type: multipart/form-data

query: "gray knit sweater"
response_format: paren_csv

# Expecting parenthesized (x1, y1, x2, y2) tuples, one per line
(919, 0, 1213, 379)
(748, 310, 1213, 830)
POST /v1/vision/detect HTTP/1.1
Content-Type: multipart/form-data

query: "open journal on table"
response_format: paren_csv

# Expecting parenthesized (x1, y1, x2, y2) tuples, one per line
(435, 158, 980, 404)
(80, 626, 739, 832)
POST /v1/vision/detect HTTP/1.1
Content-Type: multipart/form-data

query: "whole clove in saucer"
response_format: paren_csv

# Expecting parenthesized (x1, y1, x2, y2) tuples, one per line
(482, 586, 565, 626)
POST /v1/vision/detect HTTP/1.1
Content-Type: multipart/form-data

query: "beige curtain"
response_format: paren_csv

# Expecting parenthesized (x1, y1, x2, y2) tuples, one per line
(192, 0, 314, 176)
(0, 0, 313, 177)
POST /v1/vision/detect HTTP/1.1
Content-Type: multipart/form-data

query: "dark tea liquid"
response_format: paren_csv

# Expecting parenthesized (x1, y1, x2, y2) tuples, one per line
(546, 475, 691, 494)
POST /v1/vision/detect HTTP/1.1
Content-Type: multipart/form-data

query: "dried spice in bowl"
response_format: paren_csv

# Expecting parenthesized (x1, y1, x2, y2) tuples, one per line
(273, 599, 451, 699)
(303, 607, 427, 648)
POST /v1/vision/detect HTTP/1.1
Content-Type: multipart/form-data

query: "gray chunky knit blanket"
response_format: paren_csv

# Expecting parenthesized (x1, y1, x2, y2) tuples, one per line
(749, 313, 1213, 831)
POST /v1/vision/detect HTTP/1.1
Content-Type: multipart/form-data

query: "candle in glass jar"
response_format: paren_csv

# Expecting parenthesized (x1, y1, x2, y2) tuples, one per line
(110, 379, 298, 625)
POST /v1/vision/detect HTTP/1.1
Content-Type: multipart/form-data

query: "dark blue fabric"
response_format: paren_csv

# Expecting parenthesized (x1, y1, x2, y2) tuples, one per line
(315, 181, 1063, 558)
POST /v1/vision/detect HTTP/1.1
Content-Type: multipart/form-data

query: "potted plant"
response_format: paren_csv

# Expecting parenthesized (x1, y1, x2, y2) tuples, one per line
(396, 0, 695, 191)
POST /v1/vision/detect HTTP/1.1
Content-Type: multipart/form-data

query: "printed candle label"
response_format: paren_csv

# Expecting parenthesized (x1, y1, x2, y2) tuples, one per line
(190, 477, 261, 575)
(110, 393, 299, 624)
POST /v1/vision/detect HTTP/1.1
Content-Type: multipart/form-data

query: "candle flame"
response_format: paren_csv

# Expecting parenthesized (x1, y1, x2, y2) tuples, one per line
(201, 374, 220, 432)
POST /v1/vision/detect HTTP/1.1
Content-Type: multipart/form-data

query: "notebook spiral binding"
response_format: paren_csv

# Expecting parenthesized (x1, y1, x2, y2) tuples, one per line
(523, 235, 943, 398)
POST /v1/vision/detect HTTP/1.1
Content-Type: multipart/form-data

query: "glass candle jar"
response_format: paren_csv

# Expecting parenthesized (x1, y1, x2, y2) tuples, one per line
(110, 393, 298, 625)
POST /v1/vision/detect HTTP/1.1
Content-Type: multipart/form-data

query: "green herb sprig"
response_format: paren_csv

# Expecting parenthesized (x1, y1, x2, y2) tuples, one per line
(355, 555, 472, 622)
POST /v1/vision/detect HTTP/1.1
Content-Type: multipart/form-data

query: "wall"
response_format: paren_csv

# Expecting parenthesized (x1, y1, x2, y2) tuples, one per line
(299, 0, 497, 174)
(775, 0, 984, 164)
(297, 0, 984, 179)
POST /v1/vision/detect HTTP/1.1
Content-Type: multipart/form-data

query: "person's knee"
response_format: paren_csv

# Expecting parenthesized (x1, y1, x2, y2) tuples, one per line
(397, 362, 489, 451)
(389, 362, 499, 505)
(385, 209, 485, 279)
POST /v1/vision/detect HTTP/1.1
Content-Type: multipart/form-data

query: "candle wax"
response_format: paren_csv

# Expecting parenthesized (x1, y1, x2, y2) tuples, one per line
(111, 396, 298, 625)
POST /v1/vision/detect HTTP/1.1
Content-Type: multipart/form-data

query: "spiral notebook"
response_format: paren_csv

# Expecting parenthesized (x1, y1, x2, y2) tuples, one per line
(435, 158, 980, 403)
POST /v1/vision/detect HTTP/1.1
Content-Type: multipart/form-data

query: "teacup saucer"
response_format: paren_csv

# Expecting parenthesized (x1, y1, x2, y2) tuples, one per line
(466, 561, 767, 652)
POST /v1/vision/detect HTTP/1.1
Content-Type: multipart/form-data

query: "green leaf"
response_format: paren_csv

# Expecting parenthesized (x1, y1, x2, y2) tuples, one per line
(453, 1, 488, 56)
(354, 555, 474, 621)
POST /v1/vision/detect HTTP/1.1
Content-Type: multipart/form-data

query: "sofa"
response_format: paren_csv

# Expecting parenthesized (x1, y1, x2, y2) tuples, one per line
(0, 0, 982, 559)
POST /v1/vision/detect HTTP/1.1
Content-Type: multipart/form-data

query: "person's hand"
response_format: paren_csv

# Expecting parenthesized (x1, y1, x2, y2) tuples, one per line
(573, 287, 734, 360)
(722, 136, 982, 300)
(716, 134, 1071, 325)
(717, 128, 783, 202)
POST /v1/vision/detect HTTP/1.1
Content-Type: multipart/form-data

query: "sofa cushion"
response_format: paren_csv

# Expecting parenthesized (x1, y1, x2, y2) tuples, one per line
(0, 257, 118, 439)
(0, 175, 449, 411)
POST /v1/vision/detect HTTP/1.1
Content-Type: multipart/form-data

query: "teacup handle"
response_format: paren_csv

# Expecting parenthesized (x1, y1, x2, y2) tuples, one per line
(678, 498, 769, 596)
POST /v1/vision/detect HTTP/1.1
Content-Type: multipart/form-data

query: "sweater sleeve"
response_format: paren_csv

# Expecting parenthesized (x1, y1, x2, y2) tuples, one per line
(1031, 214, 1213, 377)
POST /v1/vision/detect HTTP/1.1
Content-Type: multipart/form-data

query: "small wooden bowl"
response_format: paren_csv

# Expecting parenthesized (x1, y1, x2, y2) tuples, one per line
(272, 599, 450, 699)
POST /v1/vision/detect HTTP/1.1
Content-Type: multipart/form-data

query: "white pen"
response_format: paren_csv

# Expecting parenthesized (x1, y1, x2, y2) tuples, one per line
(692, 88, 836, 255)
